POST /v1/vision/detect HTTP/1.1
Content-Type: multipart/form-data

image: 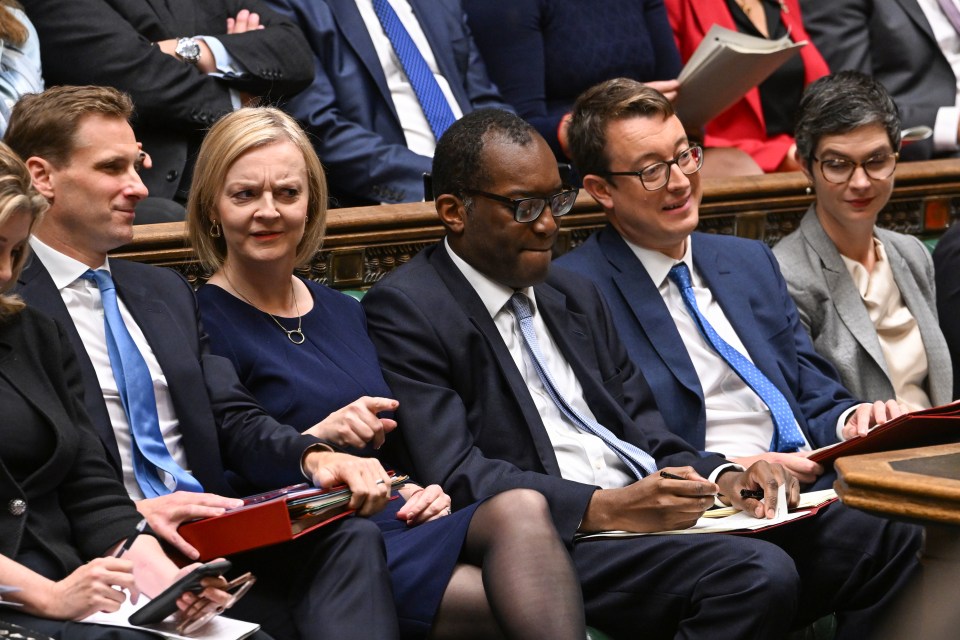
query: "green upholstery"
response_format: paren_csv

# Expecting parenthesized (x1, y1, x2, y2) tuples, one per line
(341, 289, 366, 301)
(585, 627, 613, 640)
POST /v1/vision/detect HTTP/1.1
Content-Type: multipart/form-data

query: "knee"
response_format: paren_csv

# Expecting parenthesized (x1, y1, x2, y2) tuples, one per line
(739, 542, 801, 604)
(487, 489, 553, 533)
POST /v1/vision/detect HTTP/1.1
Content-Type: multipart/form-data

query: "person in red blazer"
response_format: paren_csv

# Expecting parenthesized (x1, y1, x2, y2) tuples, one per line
(666, 0, 829, 172)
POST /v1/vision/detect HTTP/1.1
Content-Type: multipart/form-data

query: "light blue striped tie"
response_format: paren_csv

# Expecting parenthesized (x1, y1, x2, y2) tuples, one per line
(82, 270, 203, 497)
(371, 0, 457, 140)
(510, 293, 657, 479)
(668, 263, 806, 452)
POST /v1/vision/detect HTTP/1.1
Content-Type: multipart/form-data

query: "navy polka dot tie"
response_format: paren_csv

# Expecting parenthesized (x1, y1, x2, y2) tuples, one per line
(371, 0, 457, 141)
(668, 263, 806, 452)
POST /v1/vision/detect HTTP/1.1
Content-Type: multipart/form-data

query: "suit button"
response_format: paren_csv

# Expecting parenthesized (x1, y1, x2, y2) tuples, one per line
(166, 170, 179, 182)
(8, 499, 26, 516)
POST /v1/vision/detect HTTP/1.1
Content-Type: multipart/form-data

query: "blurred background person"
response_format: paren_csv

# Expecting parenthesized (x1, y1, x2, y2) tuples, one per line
(465, 0, 762, 179)
(801, 0, 959, 161)
(666, 0, 829, 173)
(774, 71, 952, 411)
(0, 0, 42, 136)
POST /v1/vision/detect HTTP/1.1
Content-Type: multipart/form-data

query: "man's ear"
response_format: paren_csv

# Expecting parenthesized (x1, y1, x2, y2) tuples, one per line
(26, 157, 57, 200)
(436, 193, 466, 236)
(582, 173, 614, 210)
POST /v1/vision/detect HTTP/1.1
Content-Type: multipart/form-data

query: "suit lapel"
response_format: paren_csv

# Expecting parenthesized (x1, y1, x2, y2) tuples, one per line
(599, 228, 704, 400)
(429, 247, 565, 476)
(328, 0, 398, 122)
(895, 0, 939, 46)
(17, 257, 124, 469)
(800, 212, 890, 376)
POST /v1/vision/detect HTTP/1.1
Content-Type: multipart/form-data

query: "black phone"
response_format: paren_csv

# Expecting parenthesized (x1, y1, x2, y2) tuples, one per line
(128, 559, 232, 626)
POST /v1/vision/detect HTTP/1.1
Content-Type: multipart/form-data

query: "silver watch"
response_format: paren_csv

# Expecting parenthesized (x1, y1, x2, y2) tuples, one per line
(174, 37, 201, 65)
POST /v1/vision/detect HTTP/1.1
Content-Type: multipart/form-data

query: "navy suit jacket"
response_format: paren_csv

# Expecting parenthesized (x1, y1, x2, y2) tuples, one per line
(800, 0, 956, 161)
(362, 243, 729, 540)
(556, 226, 859, 452)
(16, 256, 327, 497)
(267, 0, 510, 206)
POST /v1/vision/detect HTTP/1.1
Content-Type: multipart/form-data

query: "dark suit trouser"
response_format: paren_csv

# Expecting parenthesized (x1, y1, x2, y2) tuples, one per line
(228, 516, 400, 640)
(573, 501, 921, 640)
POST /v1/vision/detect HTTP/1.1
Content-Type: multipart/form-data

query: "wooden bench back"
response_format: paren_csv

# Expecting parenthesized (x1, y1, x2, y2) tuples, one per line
(114, 159, 960, 289)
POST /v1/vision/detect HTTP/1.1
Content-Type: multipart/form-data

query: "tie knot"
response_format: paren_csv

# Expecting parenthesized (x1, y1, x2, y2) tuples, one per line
(81, 269, 115, 293)
(509, 292, 533, 321)
(668, 263, 693, 290)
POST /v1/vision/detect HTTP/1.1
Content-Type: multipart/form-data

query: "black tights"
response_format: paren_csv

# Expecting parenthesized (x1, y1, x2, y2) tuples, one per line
(428, 489, 585, 640)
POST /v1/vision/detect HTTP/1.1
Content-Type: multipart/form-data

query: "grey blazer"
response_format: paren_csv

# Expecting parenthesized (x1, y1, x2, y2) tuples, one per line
(773, 207, 953, 407)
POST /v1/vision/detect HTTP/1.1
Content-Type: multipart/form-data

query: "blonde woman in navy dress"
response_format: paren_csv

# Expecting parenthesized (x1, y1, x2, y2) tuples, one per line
(188, 107, 586, 640)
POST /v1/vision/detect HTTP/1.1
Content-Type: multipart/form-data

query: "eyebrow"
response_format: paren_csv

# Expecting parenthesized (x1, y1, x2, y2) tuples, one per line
(93, 154, 134, 170)
(819, 144, 893, 159)
(630, 137, 691, 166)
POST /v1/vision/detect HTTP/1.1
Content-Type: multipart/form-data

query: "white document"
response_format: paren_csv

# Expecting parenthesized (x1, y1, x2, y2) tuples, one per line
(674, 24, 806, 128)
(81, 593, 259, 640)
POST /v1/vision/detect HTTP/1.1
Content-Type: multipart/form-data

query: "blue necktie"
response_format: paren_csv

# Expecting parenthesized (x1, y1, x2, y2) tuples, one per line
(371, 0, 457, 140)
(82, 270, 203, 497)
(509, 293, 657, 479)
(667, 263, 806, 452)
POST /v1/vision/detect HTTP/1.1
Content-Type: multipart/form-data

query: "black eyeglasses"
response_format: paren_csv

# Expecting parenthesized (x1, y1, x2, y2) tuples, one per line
(602, 145, 704, 191)
(461, 188, 579, 223)
(813, 152, 899, 184)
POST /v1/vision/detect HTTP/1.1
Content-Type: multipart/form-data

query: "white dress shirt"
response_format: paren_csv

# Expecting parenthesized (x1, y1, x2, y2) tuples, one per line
(624, 238, 812, 458)
(29, 237, 192, 500)
(444, 241, 637, 489)
(917, 0, 960, 152)
(356, 0, 464, 156)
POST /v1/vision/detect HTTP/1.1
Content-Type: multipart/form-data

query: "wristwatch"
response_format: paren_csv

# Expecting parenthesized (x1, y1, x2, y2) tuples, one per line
(174, 37, 201, 65)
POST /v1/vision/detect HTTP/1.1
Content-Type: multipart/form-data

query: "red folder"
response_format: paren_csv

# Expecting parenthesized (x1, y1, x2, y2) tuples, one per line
(179, 475, 408, 561)
(810, 402, 960, 464)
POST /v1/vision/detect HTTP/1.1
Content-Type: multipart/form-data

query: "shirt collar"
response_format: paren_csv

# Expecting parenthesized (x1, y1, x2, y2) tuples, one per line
(443, 238, 537, 318)
(29, 235, 111, 290)
(621, 235, 694, 288)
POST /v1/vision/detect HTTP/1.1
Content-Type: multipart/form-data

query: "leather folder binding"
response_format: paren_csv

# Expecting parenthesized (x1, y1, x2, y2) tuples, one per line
(810, 402, 960, 464)
(179, 474, 408, 561)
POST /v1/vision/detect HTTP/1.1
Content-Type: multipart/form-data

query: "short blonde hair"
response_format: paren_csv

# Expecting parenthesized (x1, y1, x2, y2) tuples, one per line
(0, 141, 48, 317)
(186, 107, 328, 272)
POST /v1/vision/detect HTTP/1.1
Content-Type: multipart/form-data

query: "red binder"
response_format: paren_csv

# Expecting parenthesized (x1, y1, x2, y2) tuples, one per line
(179, 475, 408, 561)
(810, 402, 960, 464)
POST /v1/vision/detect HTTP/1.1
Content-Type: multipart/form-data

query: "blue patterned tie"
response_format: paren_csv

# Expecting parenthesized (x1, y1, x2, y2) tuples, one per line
(668, 263, 806, 452)
(371, 0, 457, 140)
(509, 293, 657, 478)
(81, 270, 203, 497)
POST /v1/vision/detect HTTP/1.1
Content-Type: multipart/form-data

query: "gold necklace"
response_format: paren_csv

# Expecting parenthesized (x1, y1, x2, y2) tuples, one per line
(222, 271, 306, 345)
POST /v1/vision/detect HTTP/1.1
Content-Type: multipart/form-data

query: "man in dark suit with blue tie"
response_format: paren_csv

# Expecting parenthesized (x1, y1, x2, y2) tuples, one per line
(7, 85, 400, 640)
(265, 0, 510, 207)
(362, 106, 920, 639)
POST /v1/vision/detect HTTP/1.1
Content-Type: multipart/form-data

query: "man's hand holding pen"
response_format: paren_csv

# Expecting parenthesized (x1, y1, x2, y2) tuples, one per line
(717, 461, 800, 519)
(579, 467, 718, 533)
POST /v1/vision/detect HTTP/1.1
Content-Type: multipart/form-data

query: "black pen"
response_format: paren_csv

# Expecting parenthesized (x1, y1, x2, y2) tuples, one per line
(740, 488, 765, 500)
(659, 471, 686, 481)
(113, 518, 147, 558)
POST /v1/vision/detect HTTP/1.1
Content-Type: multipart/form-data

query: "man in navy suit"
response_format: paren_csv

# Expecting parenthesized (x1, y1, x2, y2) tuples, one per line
(362, 107, 920, 639)
(266, 0, 510, 207)
(7, 85, 400, 640)
(557, 78, 908, 486)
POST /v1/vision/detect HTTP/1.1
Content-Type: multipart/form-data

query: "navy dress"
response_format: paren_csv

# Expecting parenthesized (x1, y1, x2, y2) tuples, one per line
(465, 0, 682, 159)
(197, 279, 480, 638)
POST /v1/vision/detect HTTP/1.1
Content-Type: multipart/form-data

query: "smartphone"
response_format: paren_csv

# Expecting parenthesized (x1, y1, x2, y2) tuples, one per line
(128, 559, 232, 626)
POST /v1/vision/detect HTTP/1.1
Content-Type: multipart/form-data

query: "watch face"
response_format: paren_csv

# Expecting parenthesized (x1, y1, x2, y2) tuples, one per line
(176, 38, 201, 63)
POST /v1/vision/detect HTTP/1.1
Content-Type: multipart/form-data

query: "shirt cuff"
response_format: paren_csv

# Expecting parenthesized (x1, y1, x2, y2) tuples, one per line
(299, 442, 334, 482)
(933, 106, 960, 153)
(195, 35, 247, 78)
(836, 404, 861, 442)
(709, 462, 744, 508)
